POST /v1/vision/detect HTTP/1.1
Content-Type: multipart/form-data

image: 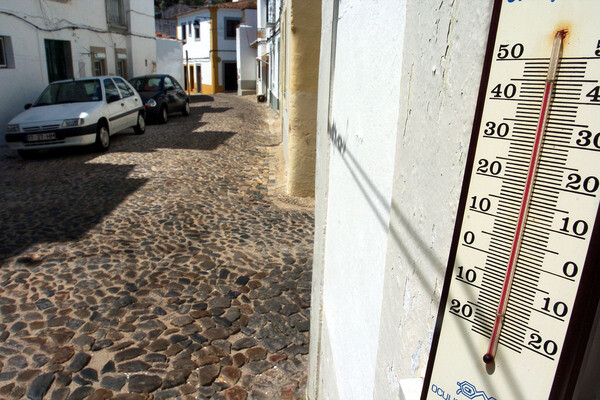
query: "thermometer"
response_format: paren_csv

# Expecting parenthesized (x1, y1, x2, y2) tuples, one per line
(422, 1, 600, 399)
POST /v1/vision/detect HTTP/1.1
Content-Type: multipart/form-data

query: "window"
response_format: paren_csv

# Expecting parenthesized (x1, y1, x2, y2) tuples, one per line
(194, 20, 200, 41)
(224, 18, 241, 39)
(164, 76, 174, 89)
(116, 59, 127, 78)
(104, 78, 120, 101)
(115, 49, 128, 78)
(0, 37, 6, 68)
(188, 23, 192, 36)
(91, 47, 107, 76)
(0, 36, 14, 69)
(173, 77, 184, 91)
(113, 77, 134, 98)
(106, 0, 127, 30)
(44, 39, 73, 82)
(267, 0, 276, 25)
(34, 80, 101, 106)
(181, 24, 187, 40)
(130, 77, 161, 92)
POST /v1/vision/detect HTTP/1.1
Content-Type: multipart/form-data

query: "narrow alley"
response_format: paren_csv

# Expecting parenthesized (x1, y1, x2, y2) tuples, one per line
(0, 94, 314, 400)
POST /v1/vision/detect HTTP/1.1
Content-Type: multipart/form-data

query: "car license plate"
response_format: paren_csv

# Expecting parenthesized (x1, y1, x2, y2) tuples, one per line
(27, 132, 56, 142)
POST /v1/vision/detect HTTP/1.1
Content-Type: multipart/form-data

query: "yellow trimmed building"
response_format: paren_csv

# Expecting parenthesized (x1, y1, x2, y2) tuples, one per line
(177, 1, 257, 94)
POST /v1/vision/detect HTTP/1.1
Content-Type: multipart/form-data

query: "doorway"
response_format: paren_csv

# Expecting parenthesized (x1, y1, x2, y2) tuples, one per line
(195, 65, 202, 93)
(44, 39, 73, 82)
(188, 65, 195, 92)
(223, 62, 237, 91)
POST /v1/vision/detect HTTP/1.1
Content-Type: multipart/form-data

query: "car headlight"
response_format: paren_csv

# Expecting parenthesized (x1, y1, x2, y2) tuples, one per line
(6, 124, 20, 133)
(61, 118, 84, 127)
(145, 99, 157, 108)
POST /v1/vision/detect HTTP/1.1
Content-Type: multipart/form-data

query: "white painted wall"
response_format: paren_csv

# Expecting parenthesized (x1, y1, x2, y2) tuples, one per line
(180, 10, 211, 61)
(0, 0, 155, 145)
(236, 25, 257, 94)
(217, 9, 243, 54)
(310, 0, 406, 398)
(156, 38, 184, 86)
(309, 0, 494, 399)
(179, 10, 211, 90)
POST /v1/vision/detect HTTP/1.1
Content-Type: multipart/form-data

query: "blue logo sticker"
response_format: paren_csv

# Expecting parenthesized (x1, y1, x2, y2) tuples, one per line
(456, 381, 496, 400)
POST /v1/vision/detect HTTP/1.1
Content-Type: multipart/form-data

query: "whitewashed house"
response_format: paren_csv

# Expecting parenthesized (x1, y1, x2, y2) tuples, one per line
(177, 0, 256, 94)
(256, 0, 281, 109)
(0, 0, 156, 145)
(236, 24, 257, 96)
(156, 35, 184, 87)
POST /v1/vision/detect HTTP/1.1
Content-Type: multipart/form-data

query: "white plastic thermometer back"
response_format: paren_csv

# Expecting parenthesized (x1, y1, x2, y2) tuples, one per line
(423, 1, 600, 399)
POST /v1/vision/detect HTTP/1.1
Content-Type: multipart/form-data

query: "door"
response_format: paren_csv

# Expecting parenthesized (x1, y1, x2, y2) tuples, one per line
(188, 65, 195, 92)
(113, 77, 140, 128)
(103, 78, 125, 133)
(196, 65, 202, 93)
(223, 62, 237, 91)
(44, 39, 73, 83)
(164, 76, 186, 111)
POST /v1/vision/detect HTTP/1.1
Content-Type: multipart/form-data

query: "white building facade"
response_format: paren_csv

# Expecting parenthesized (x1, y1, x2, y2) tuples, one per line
(256, 0, 281, 110)
(156, 37, 184, 87)
(0, 0, 156, 145)
(177, 1, 256, 94)
(236, 24, 257, 96)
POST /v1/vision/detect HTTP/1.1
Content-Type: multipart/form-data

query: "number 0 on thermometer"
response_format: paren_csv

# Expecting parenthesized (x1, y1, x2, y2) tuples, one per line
(423, 1, 600, 399)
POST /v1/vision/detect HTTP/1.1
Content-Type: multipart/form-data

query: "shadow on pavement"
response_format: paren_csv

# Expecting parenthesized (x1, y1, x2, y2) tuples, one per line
(0, 159, 148, 263)
(0, 100, 237, 262)
(113, 128, 237, 153)
(189, 94, 214, 103)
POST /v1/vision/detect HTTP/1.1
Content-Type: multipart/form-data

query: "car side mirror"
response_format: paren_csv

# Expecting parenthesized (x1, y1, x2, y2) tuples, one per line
(165, 85, 174, 91)
(108, 94, 121, 103)
(24, 104, 32, 110)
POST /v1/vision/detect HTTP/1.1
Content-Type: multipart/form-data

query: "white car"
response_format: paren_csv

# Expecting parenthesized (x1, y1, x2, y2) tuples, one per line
(5, 76, 146, 158)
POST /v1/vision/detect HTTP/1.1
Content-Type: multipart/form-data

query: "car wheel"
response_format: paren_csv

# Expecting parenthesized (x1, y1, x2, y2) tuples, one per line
(182, 101, 190, 117)
(159, 105, 168, 124)
(134, 112, 146, 135)
(94, 123, 110, 152)
(17, 149, 38, 159)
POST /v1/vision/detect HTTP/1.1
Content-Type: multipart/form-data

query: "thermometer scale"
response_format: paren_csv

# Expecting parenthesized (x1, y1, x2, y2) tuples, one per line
(422, 1, 600, 399)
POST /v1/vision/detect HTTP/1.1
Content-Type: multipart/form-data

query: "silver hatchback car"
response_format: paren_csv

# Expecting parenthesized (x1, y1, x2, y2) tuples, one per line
(5, 76, 146, 158)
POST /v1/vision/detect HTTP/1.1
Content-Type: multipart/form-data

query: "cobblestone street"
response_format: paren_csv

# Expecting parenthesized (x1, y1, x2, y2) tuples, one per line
(0, 94, 314, 400)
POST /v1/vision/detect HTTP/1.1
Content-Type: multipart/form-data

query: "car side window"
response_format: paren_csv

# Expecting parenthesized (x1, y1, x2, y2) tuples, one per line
(104, 79, 120, 101)
(172, 78, 183, 91)
(164, 76, 174, 89)
(113, 77, 135, 98)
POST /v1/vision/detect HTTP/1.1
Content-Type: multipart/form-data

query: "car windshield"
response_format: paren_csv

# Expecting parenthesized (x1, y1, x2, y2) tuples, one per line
(129, 77, 162, 92)
(34, 79, 102, 106)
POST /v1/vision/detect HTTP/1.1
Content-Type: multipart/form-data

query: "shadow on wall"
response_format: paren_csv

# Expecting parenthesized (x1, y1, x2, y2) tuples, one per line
(328, 121, 527, 399)
(328, 121, 445, 297)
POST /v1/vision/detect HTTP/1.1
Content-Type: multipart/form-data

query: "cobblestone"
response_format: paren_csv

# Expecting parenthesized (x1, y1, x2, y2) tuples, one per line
(0, 94, 313, 399)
